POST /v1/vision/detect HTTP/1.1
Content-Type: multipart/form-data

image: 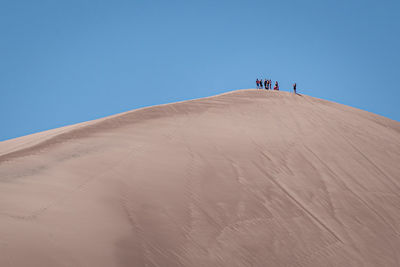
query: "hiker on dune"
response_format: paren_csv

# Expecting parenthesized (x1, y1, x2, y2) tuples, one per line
(256, 79, 260, 89)
(264, 79, 268, 89)
(274, 81, 279, 90)
(293, 83, 297, 94)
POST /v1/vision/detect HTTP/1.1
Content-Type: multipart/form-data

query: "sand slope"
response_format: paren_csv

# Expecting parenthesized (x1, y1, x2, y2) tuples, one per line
(1, 89, 400, 267)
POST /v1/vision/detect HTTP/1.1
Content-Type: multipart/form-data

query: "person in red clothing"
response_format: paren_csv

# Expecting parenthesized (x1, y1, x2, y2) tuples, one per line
(274, 81, 279, 90)
(256, 79, 260, 89)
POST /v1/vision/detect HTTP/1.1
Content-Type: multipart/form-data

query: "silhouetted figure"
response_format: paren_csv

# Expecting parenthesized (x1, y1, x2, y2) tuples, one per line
(260, 79, 263, 89)
(256, 79, 260, 89)
(264, 79, 268, 89)
(274, 81, 279, 90)
(293, 83, 297, 94)
(269, 79, 272, 89)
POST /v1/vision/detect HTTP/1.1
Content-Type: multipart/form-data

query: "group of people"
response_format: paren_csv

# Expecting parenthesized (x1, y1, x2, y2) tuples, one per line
(256, 79, 297, 94)
(256, 79, 275, 90)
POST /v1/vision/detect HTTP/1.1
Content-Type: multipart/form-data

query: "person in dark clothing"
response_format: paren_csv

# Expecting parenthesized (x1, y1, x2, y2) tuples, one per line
(256, 79, 260, 89)
(269, 79, 272, 89)
(293, 83, 297, 94)
(260, 79, 263, 89)
(274, 81, 279, 90)
(264, 79, 268, 89)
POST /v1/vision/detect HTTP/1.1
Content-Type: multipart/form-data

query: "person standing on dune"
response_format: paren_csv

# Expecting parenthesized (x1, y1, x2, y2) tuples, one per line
(293, 83, 297, 94)
(260, 79, 263, 89)
(269, 79, 272, 89)
(264, 79, 268, 89)
(256, 79, 260, 89)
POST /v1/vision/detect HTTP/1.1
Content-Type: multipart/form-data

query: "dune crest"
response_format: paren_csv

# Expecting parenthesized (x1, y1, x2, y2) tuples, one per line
(1, 89, 399, 267)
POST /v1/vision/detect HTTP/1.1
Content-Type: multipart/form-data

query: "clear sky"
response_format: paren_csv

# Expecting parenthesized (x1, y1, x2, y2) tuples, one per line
(1, 0, 399, 141)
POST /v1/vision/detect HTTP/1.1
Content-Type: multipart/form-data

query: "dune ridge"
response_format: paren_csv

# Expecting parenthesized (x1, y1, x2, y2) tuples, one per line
(0, 90, 246, 161)
(0, 89, 399, 267)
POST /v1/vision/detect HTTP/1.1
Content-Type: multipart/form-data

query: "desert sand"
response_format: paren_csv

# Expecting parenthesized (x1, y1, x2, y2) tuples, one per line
(1, 89, 399, 267)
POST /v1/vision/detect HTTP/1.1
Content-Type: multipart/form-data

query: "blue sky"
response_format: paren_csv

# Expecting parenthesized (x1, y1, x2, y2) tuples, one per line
(1, 0, 399, 141)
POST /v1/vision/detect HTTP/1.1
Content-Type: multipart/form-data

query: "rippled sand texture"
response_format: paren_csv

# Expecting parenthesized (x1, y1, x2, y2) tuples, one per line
(1, 89, 400, 267)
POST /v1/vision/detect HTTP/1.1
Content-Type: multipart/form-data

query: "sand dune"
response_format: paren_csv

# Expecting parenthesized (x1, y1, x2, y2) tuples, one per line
(1, 89, 399, 267)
